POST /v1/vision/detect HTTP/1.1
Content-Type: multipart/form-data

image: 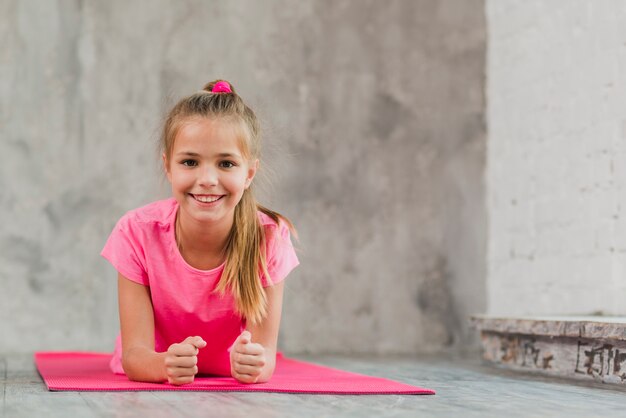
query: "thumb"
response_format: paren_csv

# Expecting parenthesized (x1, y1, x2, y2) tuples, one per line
(238, 330, 252, 345)
(183, 336, 207, 349)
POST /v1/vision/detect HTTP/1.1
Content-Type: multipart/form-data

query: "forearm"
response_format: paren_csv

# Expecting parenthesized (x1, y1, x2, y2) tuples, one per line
(122, 347, 168, 383)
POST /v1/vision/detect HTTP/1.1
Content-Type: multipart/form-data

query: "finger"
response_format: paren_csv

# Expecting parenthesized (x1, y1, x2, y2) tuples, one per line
(191, 336, 207, 349)
(168, 375, 195, 385)
(182, 336, 207, 349)
(238, 330, 252, 344)
(233, 363, 262, 376)
(167, 365, 199, 378)
(238, 342, 265, 356)
(165, 355, 197, 368)
(170, 343, 199, 356)
(233, 352, 266, 367)
(232, 371, 257, 384)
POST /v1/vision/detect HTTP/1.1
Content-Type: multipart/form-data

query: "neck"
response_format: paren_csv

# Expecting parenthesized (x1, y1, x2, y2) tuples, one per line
(175, 209, 233, 257)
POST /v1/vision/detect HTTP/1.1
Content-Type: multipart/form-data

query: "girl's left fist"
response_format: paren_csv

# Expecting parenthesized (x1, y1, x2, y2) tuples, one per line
(230, 330, 266, 384)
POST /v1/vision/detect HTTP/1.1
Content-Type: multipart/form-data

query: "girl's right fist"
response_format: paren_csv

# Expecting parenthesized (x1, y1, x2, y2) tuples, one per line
(164, 336, 206, 385)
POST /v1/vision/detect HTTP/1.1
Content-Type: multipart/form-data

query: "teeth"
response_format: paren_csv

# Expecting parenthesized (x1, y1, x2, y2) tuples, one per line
(194, 195, 221, 203)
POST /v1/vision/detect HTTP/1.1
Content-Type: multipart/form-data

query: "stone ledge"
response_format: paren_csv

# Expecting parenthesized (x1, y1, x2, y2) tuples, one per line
(470, 315, 626, 341)
(470, 315, 626, 386)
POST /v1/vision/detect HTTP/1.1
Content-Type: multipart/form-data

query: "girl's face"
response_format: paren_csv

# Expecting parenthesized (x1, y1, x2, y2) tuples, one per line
(164, 117, 258, 228)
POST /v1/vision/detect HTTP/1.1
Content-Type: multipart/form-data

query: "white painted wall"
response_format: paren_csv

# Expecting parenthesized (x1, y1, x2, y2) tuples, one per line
(486, 0, 626, 316)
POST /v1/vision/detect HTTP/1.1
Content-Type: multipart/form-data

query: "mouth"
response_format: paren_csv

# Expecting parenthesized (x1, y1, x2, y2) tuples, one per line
(189, 194, 225, 204)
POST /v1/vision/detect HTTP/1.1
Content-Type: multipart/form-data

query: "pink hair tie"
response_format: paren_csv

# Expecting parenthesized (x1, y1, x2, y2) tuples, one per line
(211, 81, 232, 94)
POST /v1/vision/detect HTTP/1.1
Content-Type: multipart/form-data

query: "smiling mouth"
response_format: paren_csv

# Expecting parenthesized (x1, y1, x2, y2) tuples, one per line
(190, 194, 224, 203)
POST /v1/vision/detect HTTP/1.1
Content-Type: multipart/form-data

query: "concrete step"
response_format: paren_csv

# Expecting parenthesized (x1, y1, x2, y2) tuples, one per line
(470, 315, 626, 386)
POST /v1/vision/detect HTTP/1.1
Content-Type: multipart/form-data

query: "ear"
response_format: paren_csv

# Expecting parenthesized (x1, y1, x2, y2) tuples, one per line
(245, 159, 259, 189)
(162, 153, 172, 182)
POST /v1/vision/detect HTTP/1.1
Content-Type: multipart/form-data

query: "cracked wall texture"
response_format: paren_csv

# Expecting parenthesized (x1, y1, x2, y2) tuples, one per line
(0, 0, 486, 354)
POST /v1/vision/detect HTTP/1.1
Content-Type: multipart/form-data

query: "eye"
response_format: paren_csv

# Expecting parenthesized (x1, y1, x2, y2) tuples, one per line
(181, 159, 198, 167)
(219, 161, 236, 168)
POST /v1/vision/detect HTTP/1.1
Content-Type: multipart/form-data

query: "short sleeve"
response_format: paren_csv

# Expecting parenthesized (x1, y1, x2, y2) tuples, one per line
(101, 214, 149, 286)
(261, 221, 299, 287)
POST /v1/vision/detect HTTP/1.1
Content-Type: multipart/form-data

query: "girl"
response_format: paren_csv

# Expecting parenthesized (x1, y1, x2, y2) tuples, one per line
(101, 80, 299, 385)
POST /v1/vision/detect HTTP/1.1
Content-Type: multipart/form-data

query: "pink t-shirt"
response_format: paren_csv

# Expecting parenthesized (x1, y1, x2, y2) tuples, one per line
(101, 198, 299, 376)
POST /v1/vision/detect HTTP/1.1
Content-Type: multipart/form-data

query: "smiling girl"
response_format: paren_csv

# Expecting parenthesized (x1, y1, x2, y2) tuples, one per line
(101, 80, 299, 385)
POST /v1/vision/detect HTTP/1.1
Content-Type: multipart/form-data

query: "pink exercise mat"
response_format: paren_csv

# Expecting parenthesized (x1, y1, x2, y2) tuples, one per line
(35, 351, 435, 395)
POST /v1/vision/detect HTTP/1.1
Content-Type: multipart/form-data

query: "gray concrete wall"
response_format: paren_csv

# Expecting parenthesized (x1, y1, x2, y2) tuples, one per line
(486, 0, 626, 317)
(0, 0, 486, 354)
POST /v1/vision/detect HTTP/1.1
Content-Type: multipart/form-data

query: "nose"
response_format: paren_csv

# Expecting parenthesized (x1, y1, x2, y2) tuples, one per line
(198, 165, 219, 188)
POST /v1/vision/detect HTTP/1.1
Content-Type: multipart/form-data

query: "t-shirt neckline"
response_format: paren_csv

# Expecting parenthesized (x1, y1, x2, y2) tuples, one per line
(169, 199, 226, 275)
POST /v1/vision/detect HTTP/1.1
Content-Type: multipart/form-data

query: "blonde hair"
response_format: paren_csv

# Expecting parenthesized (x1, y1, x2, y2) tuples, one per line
(161, 79, 294, 326)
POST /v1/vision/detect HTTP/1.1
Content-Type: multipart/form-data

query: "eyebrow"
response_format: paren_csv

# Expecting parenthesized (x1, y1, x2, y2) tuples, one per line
(175, 151, 242, 158)
(217, 152, 241, 158)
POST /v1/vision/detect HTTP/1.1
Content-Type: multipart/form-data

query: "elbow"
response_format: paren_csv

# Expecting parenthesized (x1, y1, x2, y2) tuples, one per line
(122, 363, 143, 382)
(121, 354, 139, 381)
(124, 370, 141, 382)
(121, 349, 165, 383)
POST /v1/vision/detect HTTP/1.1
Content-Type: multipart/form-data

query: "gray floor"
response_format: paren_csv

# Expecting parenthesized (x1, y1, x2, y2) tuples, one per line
(2, 353, 625, 418)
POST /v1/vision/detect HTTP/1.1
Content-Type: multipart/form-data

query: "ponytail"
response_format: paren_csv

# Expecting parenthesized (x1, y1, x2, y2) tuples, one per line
(215, 188, 268, 325)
